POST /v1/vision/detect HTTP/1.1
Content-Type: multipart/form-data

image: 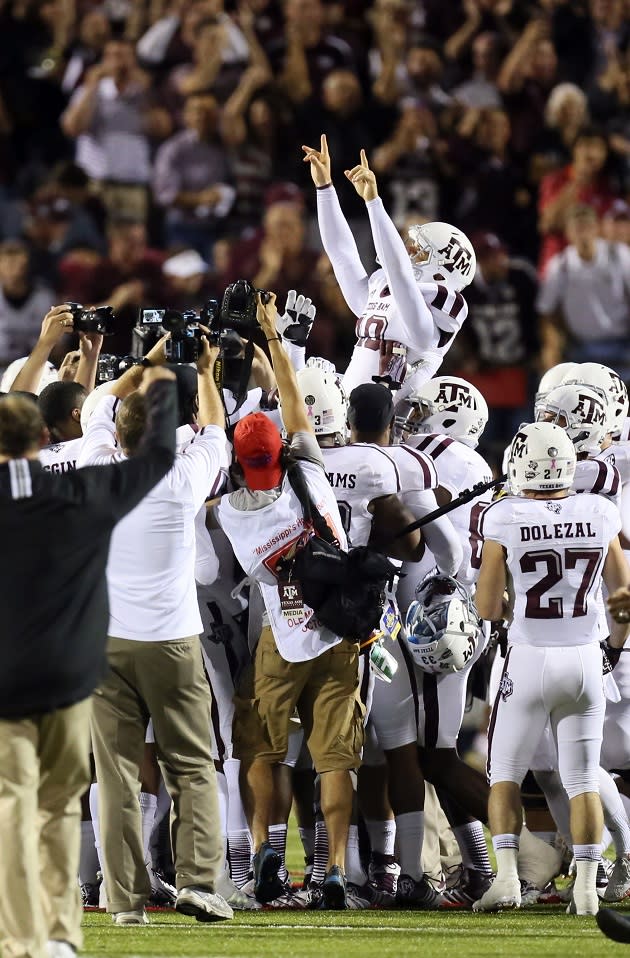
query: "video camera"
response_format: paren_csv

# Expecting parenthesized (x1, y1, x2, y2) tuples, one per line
(65, 302, 116, 335)
(96, 353, 144, 385)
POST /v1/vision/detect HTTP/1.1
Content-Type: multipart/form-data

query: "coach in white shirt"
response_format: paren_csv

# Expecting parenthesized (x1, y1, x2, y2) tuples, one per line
(537, 204, 630, 376)
(78, 336, 232, 925)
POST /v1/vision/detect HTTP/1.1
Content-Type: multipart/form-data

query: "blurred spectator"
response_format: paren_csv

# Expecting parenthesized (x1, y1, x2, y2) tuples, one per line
(49, 162, 108, 241)
(601, 199, 630, 245)
(312, 253, 357, 369)
(448, 232, 539, 468)
(161, 249, 219, 310)
(60, 218, 166, 355)
(21, 191, 74, 289)
(166, 14, 250, 109)
(0, 240, 54, 374)
(538, 125, 618, 272)
(537, 204, 630, 375)
(498, 18, 559, 158)
(268, 0, 355, 104)
(372, 105, 443, 225)
(153, 94, 234, 258)
(532, 82, 589, 180)
(61, 10, 112, 96)
(393, 38, 452, 114)
(588, 41, 630, 188)
(61, 39, 160, 222)
(138, 0, 249, 73)
(452, 31, 503, 109)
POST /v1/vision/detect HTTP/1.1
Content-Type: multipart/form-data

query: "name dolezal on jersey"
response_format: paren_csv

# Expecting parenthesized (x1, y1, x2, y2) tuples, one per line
(520, 521, 597, 542)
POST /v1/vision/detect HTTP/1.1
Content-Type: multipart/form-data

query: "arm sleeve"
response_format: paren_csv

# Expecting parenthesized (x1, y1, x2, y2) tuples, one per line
(194, 508, 220, 585)
(365, 196, 435, 346)
(169, 425, 230, 511)
(79, 380, 177, 521)
(76, 396, 119, 466)
(409, 490, 464, 576)
(316, 186, 369, 317)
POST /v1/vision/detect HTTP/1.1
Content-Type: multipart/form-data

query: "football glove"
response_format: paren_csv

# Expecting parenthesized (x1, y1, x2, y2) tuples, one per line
(602, 638, 621, 672)
(276, 289, 316, 347)
(305, 356, 337, 374)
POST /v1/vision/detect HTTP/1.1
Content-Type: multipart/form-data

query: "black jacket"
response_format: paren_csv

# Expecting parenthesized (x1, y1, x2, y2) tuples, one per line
(0, 380, 177, 719)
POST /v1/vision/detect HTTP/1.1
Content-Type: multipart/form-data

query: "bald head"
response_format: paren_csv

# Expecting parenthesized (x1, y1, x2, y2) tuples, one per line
(0, 394, 46, 460)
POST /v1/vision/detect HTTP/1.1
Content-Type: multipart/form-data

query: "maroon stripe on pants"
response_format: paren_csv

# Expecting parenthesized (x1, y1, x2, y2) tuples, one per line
(486, 647, 512, 783)
(397, 635, 420, 728)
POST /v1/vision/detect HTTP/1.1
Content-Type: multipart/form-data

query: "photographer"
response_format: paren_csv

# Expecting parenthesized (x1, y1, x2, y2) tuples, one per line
(210, 293, 361, 910)
(78, 333, 232, 925)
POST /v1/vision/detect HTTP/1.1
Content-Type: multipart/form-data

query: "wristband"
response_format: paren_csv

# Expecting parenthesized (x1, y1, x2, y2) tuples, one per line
(266, 337, 281, 343)
(141, 357, 153, 368)
(316, 183, 332, 190)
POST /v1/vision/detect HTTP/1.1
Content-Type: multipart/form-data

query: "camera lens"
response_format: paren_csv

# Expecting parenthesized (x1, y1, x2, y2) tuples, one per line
(161, 310, 186, 333)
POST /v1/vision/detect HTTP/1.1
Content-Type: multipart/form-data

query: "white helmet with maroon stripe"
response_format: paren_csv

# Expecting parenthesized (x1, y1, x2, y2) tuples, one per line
(403, 376, 488, 448)
(564, 362, 629, 439)
(405, 575, 481, 674)
(535, 382, 608, 455)
(407, 222, 476, 291)
(508, 422, 576, 494)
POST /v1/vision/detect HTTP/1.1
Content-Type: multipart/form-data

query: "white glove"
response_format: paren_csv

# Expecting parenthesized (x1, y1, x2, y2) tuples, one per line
(276, 289, 316, 347)
(305, 356, 337, 374)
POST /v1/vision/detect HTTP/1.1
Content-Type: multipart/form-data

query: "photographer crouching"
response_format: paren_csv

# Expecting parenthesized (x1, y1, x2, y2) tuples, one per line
(208, 293, 368, 910)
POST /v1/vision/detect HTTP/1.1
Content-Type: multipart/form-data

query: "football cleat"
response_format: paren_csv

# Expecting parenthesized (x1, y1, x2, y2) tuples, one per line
(148, 868, 176, 907)
(603, 854, 630, 902)
(112, 910, 149, 925)
(175, 886, 233, 922)
(440, 867, 493, 908)
(566, 891, 599, 915)
(215, 869, 261, 910)
(265, 887, 310, 910)
(322, 865, 347, 910)
(396, 874, 444, 910)
(597, 858, 613, 898)
(472, 877, 521, 912)
(368, 856, 400, 900)
(252, 842, 284, 904)
(80, 881, 100, 908)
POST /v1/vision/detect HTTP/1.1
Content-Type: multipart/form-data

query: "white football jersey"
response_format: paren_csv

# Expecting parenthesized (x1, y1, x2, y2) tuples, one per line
(406, 432, 492, 588)
(481, 493, 620, 647)
(342, 271, 468, 394)
(321, 443, 401, 547)
(573, 457, 621, 500)
(596, 441, 630, 485)
(39, 436, 84, 473)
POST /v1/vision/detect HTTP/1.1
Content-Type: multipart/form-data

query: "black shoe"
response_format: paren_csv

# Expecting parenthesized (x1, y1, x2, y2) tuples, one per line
(253, 842, 284, 904)
(322, 865, 347, 910)
(396, 874, 444, 910)
(597, 908, 630, 942)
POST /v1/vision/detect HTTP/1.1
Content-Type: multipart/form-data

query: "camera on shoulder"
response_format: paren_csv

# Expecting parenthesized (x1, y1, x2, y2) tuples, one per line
(65, 302, 116, 335)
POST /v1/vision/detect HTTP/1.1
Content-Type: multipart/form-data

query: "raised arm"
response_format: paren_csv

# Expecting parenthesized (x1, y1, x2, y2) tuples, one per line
(10, 305, 74, 393)
(345, 149, 434, 345)
(256, 293, 311, 437)
(302, 134, 369, 317)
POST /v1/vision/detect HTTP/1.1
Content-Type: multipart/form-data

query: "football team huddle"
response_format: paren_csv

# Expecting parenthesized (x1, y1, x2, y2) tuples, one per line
(13, 137, 630, 926)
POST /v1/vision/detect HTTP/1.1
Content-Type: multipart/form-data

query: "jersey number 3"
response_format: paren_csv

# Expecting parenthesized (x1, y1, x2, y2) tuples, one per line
(520, 548, 603, 619)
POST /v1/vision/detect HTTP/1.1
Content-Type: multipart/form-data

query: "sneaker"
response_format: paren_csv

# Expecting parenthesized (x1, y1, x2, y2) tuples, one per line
(441, 868, 493, 909)
(252, 842, 284, 904)
(47, 942, 76, 958)
(322, 865, 347, 910)
(215, 869, 261, 910)
(597, 858, 613, 898)
(112, 910, 149, 925)
(472, 877, 521, 912)
(175, 886, 233, 922)
(351, 881, 395, 909)
(396, 874, 443, 910)
(604, 854, 630, 902)
(80, 881, 100, 908)
(148, 868, 176, 907)
(566, 891, 599, 915)
(368, 858, 400, 899)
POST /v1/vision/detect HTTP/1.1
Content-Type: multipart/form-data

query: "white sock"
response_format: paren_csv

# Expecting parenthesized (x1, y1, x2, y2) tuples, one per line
(79, 820, 99, 885)
(395, 811, 424, 881)
(215, 770, 229, 861)
(88, 783, 104, 873)
(364, 818, 396, 857)
(139, 792, 157, 865)
(492, 834, 519, 881)
(345, 824, 367, 886)
(268, 823, 289, 883)
(574, 846, 599, 903)
(224, 759, 252, 886)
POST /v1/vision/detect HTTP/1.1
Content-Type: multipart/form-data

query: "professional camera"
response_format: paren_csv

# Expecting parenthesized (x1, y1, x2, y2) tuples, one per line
(220, 279, 270, 334)
(65, 302, 115, 335)
(96, 353, 144, 386)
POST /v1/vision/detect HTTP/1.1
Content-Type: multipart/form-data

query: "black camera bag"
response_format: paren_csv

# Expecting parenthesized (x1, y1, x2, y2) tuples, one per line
(277, 460, 397, 641)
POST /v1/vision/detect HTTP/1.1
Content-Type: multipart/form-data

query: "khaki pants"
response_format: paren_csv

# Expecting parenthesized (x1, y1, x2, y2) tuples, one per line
(90, 636, 223, 913)
(0, 699, 92, 958)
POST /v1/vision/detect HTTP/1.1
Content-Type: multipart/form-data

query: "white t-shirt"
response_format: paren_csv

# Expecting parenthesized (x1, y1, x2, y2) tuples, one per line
(77, 395, 230, 641)
(406, 432, 492, 587)
(39, 437, 84, 474)
(480, 493, 620, 647)
(215, 453, 347, 663)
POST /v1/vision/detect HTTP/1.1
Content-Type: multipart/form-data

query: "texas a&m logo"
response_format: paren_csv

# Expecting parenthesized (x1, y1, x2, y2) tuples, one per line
(440, 235, 474, 278)
(435, 381, 476, 409)
(571, 392, 606, 426)
(510, 431, 529, 460)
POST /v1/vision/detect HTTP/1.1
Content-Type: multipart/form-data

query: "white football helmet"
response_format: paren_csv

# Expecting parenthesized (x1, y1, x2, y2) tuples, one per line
(565, 362, 629, 439)
(535, 382, 608, 455)
(403, 376, 488, 448)
(407, 222, 476, 291)
(507, 422, 576, 495)
(0, 357, 58, 394)
(535, 362, 579, 405)
(405, 575, 481, 674)
(295, 364, 348, 441)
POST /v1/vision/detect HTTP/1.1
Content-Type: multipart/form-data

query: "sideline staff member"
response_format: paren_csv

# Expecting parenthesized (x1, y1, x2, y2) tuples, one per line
(0, 367, 177, 958)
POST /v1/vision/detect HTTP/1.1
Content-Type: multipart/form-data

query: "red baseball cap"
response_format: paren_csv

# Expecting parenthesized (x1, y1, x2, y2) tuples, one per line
(233, 412, 284, 490)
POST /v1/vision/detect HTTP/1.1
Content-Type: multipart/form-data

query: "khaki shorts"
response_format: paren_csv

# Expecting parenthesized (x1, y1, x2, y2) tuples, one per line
(233, 627, 364, 774)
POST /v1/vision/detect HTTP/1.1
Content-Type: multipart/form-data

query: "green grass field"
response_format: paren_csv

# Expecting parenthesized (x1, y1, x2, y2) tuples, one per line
(82, 907, 629, 958)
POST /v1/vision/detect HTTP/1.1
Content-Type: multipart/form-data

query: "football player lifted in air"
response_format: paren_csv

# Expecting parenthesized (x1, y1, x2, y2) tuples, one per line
(302, 134, 476, 397)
